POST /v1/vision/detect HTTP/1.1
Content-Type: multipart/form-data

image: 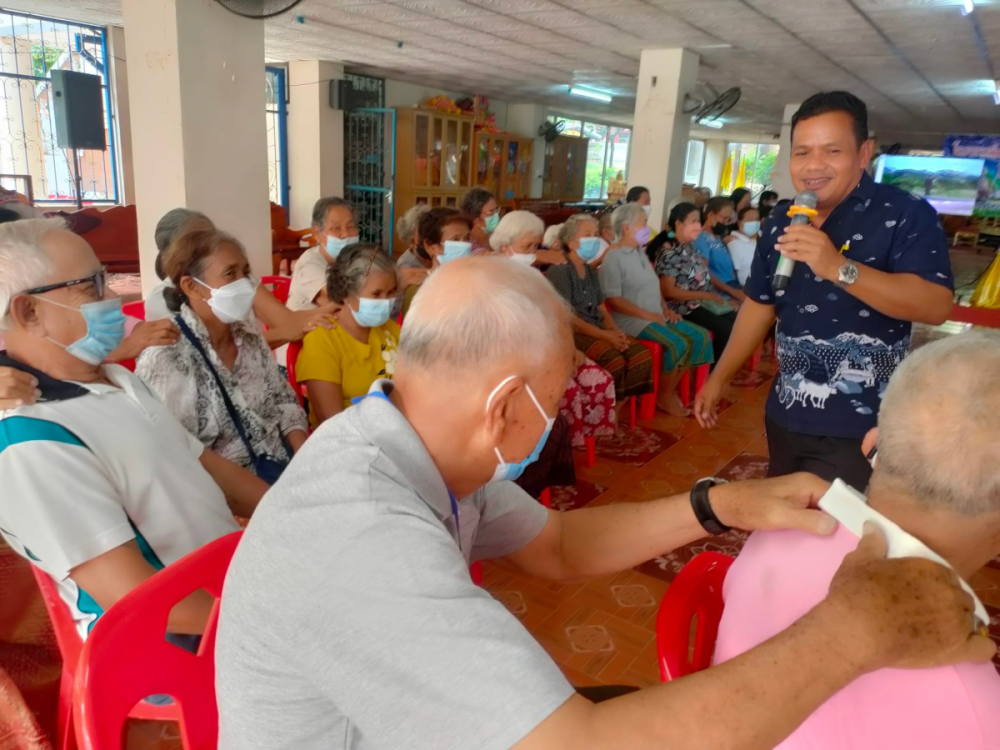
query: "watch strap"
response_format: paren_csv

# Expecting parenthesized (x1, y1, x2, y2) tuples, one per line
(691, 477, 732, 535)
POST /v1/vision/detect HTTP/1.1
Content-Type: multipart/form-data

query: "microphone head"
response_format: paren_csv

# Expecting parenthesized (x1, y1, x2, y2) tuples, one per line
(794, 190, 818, 209)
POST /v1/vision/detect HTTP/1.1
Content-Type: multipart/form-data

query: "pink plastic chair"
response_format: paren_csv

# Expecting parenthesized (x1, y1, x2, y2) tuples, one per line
(73, 531, 243, 750)
(31, 567, 175, 750)
(655, 552, 734, 682)
(260, 275, 291, 305)
(121, 301, 146, 321)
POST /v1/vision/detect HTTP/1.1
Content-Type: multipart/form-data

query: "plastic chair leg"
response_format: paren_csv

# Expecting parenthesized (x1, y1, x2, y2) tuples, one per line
(470, 561, 483, 585)
(639, 393, 656, 421)
(540, 488, 552, 508)
(585, 436, 597, 468)
(679, 371, 692, 406)
(695, 364, 710, 394)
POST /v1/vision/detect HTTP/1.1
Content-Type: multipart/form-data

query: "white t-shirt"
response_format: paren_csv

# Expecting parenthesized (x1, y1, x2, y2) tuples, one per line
(0, 359, 239, 639)
(728, 231, 757, 286)
(145, 279, 173, 321)
(287, 247, 328, 311)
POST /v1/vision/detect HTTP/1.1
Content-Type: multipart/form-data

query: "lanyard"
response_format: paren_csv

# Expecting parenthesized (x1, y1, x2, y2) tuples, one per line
(448, 491, 461, 553)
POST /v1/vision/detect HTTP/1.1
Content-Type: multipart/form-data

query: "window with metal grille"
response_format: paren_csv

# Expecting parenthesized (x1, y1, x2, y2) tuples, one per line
(265, 66, 288, 208)
(0, 10, 118, 204)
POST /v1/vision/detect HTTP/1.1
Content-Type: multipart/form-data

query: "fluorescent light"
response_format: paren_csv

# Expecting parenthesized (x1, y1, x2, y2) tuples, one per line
(701, 119, 724, 129)
(569, 87, 612, 103)
(994, 91, 1000, 106)
(961, 0, 974, 15)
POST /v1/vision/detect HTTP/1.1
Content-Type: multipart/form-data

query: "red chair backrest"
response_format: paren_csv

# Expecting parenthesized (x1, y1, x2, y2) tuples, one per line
(122, 300, 146, 321)
(73, 531, 243, 750)
(285, 340, 306, 408)
(655, 552, 734, 682)
(260, 275, 291, 305)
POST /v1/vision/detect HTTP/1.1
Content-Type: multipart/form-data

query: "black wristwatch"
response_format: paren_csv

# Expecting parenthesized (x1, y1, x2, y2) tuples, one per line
(690, 477, 732, 535)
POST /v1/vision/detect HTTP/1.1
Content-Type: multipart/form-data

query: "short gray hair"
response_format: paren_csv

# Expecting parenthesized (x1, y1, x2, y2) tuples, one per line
(559, 214, 597, 247)
(155, 208, 212, 253)
(874, 330, 1000, 515)
(0, 218, 64, 330)
(611, 202, 646, 241)
(396, 204, 430, 246)
(543, 224, 563, 249)
(326, 242, 396, 303)
(312, 196, 353, 228)
(400, 256, 571, 373)
(489, 210, 544, 252)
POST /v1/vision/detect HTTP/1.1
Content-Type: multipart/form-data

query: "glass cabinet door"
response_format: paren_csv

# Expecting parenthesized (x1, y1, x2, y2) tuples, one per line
(491, 139, 503, 191)
(431, 117, 443, 187)
(460, 122, 472, 187)
(415, 114, 429, 187)
(445, 119, 459, 188)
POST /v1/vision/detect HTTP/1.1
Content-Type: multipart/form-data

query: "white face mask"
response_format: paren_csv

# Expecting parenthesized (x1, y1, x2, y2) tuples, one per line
(508, 252, 536, 267)
(641, 205, 652, 217)
(194, 276, 257, 324)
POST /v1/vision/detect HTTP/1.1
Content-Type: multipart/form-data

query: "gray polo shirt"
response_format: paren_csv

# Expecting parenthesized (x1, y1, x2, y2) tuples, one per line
(598, 245, 661, 337)
(216, 380, 574, 750)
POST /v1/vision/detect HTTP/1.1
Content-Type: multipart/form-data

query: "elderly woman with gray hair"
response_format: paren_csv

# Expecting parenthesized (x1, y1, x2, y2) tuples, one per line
(547, 214, 655, 412)
(295, 243, 400, 427)
(599, 202, 713, 417)
(393, 203, 432, 317)
(491, 210, 616, 448)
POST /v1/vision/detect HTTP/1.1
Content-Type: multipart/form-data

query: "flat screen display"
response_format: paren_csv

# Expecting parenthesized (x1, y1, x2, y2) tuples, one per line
(873, 154, 986, 216)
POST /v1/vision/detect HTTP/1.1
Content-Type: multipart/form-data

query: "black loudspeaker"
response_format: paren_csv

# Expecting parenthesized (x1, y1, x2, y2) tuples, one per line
(50, 70, 107, 151)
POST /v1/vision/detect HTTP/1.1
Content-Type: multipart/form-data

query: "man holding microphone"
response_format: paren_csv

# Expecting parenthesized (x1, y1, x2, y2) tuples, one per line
(695, 91, 954, 489)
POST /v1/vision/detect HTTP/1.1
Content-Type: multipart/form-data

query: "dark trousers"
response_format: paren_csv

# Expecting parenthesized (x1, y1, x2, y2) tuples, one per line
(765, 415, 873, 492)
(684, 306, 737, 364)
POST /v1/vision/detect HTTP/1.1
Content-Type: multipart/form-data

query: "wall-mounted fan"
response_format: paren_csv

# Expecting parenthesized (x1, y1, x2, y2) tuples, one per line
(539, 120, 567, 142)
(684, 85, 742, 126)
(213, 0, 305, 19)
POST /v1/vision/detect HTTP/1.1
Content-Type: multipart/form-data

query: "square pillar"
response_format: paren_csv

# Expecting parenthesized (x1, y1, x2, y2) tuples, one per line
(506, 103, 548, 199)
(771, 103, 801, 201)
(122, 0, 271, 295)
(287, 60, 344, 229)
(106, 26, 134, 205)
(626, 48, 700, 231)
(700, 139, 727, 196)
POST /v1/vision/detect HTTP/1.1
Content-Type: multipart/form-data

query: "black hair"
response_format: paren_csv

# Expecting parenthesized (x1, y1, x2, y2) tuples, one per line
(703, 196, 733, 219)
(0, 206, 22, 224)
(737, 205, 758, 221)
(459, 187, 494, 222)
(626, 186, 649, 203)
(667, 202, 700, 234)
(418, 207, 469, 249)
(760, 190, 778, 203)
(729, 188, 751, 209)
(792, 91, 869, 149)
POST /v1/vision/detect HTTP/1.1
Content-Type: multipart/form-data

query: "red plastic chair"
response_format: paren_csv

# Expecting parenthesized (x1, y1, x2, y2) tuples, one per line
(285, 340, 307, 409)
(31, 567, 175, 750)
(73, 531, 243, 750)
(634, 339, 662, 422)
(656, 552, 734, 682)
(121, 300, 145, 321)
(260, 275, 291, 305)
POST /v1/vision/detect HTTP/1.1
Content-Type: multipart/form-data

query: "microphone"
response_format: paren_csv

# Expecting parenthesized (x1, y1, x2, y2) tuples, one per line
(773, 190, 818, 292)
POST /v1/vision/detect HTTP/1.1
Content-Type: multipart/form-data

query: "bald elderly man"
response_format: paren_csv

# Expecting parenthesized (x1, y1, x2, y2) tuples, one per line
(216, 256, 992, 750)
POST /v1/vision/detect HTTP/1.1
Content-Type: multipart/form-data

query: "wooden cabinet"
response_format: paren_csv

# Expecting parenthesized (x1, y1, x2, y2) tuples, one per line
(473, 131, 534, 204)
(395, 108, 475, 223)
(542, 135, 589, 202)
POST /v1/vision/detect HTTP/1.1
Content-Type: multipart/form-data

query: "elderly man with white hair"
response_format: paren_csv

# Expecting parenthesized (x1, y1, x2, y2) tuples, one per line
(715, 330, 1000, 748)
(216, 255, 992, 750)
(0, 219, 266, 641)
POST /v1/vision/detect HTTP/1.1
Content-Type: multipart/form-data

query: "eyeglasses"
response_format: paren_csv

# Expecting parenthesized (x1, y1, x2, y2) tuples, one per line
(22, 267, 107, 300)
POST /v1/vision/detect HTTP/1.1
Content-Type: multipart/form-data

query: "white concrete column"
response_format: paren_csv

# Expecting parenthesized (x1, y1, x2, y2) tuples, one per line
(701, 139, 727, 196)
(505, 103, 548, 198)
(287, 60, 344, 229)
(122, 0, 271, 295)
(106, 26, 134, 205)
(771, 103, 800, 201)
(626, 48, 699, 231)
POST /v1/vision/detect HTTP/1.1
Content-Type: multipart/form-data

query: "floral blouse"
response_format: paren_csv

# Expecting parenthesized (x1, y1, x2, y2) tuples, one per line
(654, 242, 713, 314)
(136, 305, 308, 471)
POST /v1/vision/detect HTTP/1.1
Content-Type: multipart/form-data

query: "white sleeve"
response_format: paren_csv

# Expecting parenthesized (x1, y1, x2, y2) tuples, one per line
(0, 426, 133, 580)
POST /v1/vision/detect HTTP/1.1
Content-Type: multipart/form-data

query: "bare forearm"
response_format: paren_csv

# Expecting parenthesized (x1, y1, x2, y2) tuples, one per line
(711, 276, 744, 299)
(557, 493, 705, 579)
(711, 299, 775, 383)
(571, 315, 609, 340)
(167, 590, 215, 635)
(199, 450, 268, 517)
(582, 601, 862, 750)
(841, 267, 952, 324)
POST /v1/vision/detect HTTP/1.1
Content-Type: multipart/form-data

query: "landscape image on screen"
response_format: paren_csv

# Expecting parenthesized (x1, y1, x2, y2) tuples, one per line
(874, 155, 985, 216)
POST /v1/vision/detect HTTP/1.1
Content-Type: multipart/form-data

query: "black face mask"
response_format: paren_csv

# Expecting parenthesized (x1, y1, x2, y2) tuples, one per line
(712, 222, 728, 237)
(415, 243, 431, 261)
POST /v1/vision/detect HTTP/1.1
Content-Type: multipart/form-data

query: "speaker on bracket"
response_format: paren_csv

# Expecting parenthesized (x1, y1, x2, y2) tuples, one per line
(50, 70, 107, 151)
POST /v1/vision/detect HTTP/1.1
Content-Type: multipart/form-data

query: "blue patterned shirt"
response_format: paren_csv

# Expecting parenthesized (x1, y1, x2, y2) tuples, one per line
(744, 171, 953, 439)
(692, 231, 738, 286)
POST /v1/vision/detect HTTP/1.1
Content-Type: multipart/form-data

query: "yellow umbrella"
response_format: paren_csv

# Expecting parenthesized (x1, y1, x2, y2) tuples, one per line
(719, 154, 733, 195)
(735, 154, 748, 189)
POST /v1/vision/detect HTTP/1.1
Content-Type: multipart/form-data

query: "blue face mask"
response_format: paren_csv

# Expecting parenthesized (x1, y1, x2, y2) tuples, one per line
(325, 234, 360, 259)
(486, 376, 556, 483)
(349, 296, 392, 328)
(741, 221, 761, 237)
(576, 236, 602, 262)
(439, 240, 472, 265)
(37, 297, 126, 366)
